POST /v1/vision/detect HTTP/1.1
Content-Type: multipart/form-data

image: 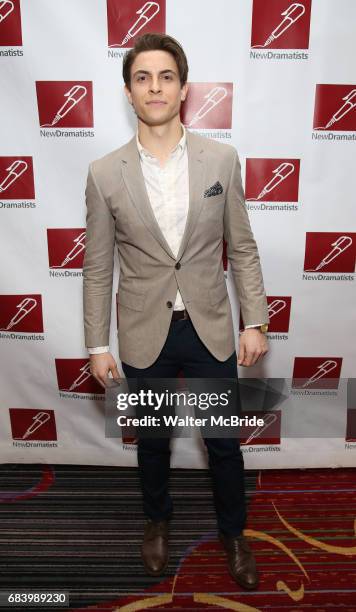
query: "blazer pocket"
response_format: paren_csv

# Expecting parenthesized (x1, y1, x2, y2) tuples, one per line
(205, 194, 225, 205)
(209, 280, 228, 306)
(117, 288, 146, 311)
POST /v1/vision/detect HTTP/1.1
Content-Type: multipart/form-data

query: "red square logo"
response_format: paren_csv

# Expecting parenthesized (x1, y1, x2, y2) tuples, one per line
(55, 359, 104, 395)
(107, 0, 166, 48)
(181, 83, 233, 129)
(346, 410, 356, 442)
(0, 157, 35, 199)
(239, 297, 291, 332)
(245, 159, 300, 202)
(240, 411, 281, 445)
(313, 85, 356, 132)
(36, 82, 93, 128)
(9, 408, 57, 441)
(304, 233, 356, 274)
(251, 0, 312, 50)
(292, 357, 343, 389)
(0, 0, 22, 46)
(0, 294, 44, 333)
(47, 229, 86, 269)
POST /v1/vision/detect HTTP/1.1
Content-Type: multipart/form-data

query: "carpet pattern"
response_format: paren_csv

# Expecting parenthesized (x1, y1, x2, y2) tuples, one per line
(1, 464, 356, 611)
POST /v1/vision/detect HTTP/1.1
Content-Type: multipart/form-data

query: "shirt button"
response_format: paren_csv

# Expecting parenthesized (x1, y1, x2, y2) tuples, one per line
(175, 262, 181, 270)
(166, 301, 173, 308)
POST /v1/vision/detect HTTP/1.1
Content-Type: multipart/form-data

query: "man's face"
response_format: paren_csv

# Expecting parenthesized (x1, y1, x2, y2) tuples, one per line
(125, 50, 188, 127)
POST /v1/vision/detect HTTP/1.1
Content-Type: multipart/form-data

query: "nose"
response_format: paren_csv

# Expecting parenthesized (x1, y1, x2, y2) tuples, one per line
(149, 77, 162, 94)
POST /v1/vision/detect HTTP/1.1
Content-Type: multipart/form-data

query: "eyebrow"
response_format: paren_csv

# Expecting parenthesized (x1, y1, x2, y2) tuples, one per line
(132, 69, 177, 77)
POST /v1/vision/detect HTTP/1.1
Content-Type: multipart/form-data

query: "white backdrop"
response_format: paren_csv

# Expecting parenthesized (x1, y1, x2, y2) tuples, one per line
(1, 0, 355, 468)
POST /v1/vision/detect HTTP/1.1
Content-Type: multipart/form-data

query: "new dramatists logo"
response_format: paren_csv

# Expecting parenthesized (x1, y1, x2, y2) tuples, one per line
(346, 410, 356, 443)
(9, 409, 57, 441)
(36, 82, 93, 128)
(55, 359, 104, 395)
(245, 158, 300, 203)
(107, 0, 165, 48)
(0, 0, 22, 46)
(251, 0, 311, 49)
(181, 83, 233, 130)
(0, 157, 35, 199)
(313, 85, 356, 132)
(0, 295, 43, 333)
(240, 411, 281, 445)
(292, 357, 342, 390)
(47, 229, 86, 269)
(239, 296, 291, 333)
(304, 233, 356, 274)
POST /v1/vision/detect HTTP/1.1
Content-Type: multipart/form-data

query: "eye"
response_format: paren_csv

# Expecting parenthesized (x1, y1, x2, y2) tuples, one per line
(137, 75, 146, 81)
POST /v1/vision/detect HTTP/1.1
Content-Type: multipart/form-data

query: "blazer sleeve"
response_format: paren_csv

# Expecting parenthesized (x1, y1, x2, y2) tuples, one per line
(83, 163, 116, 348)
(223, 148, 269, 327)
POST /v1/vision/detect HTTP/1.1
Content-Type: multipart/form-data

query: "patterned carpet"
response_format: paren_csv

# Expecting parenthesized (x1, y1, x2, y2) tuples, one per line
(0, 464, 356, 611)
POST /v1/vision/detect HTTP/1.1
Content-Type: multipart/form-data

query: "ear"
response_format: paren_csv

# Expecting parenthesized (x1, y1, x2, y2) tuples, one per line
(124, 84, 133, 105)
(181, 82, 188, 102)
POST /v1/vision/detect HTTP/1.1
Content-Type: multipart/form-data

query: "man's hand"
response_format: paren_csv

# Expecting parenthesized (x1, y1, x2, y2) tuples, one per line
(237, 328, 269, 367)
(89, 352, 122, 388)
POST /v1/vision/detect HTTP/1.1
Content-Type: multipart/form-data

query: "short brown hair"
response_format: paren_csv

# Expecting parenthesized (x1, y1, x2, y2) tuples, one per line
(122, 33, 188, 90)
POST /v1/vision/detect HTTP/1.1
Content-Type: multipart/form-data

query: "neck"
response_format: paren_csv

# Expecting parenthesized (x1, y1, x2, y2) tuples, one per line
(137, 116, 183, 163)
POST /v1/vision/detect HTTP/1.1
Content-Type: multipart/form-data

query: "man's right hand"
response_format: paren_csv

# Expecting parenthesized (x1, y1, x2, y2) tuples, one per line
(89, 352, 122, 388)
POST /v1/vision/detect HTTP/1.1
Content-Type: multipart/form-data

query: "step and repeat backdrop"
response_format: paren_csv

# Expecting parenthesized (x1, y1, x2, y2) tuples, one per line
(1, 0, 355, 468)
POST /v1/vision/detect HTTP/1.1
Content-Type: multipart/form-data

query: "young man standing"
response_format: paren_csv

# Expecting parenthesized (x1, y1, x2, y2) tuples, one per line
(83, 33, 269, 589)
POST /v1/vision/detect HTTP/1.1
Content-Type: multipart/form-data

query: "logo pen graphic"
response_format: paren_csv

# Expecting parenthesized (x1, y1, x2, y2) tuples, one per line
(0, 0, 14, 23)
(305, 236, 352, 272)
(314, 89, 356, 130)
(40, 85, 87, 127)
(67, 362, 91, 392)
(252, 2, 305, 48)
(241, 413, 278, 445)
(0, 297, 37, 331)
(0, 160, 28, 193)
(268, 299, 287, 319)
(302, 360, 338, 388)
(50, 231, 86, 268)
(246, 163, 295, 201)
(110, 1, 160, 47)
(21, 411, 51, 440)
(187, 87, 227, 127)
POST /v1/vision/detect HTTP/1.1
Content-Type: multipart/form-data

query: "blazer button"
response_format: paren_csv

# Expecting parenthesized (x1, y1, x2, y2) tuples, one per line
(175, 262, 181, 269)
(166, 301, 173, 308)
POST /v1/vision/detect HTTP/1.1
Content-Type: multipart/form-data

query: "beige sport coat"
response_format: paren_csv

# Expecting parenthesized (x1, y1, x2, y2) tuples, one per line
(83, 129, 269, 368)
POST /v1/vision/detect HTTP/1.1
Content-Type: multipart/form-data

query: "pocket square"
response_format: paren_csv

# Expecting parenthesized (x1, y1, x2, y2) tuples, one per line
(204, 181, 224, 198)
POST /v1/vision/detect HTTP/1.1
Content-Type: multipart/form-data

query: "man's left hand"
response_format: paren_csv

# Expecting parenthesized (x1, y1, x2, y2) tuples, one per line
(237, 328, 269, 367)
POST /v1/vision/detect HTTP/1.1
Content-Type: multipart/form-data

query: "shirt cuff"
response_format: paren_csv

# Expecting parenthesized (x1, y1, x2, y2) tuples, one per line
(244, 324, 264, 329)
(87, 346, 110, 354)
(239, 324, 265, 334)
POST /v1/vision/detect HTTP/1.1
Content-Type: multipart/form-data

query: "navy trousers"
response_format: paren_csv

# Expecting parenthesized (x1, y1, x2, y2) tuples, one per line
(121, 316, 246, 536)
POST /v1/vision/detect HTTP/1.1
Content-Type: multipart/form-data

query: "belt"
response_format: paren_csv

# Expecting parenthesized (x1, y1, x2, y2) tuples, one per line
(171, 309, 190, 322)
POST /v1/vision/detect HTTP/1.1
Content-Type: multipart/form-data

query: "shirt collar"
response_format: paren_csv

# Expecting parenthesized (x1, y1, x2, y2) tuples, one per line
(136, 124, 186, 162)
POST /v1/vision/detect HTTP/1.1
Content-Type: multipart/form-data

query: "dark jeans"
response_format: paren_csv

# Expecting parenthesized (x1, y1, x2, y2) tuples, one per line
(121, 316, 246, 536)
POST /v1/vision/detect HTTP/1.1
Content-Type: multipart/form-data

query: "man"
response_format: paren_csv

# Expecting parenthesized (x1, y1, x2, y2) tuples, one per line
(83, 33, 269, 589)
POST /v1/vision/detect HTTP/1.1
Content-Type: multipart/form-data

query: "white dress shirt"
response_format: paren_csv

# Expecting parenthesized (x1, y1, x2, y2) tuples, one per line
(88, 125, 261, 354)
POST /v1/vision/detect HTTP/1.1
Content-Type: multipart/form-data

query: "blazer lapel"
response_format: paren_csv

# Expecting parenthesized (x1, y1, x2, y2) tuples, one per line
(120, 130, 206, 262)
(176, 130, 206, 261)
(120, 136, 176, 260)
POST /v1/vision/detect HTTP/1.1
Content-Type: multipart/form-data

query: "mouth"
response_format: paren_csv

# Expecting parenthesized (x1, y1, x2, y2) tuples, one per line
(146, 101, 167, 105)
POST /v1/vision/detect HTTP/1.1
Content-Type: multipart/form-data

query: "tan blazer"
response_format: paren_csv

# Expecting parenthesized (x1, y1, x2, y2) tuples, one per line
(83, 130, 269, 368)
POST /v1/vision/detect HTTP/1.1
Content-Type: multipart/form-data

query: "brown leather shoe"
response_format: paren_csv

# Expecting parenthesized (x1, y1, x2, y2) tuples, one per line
(141, 520, 169, 576)
(219, 532, 259, 590)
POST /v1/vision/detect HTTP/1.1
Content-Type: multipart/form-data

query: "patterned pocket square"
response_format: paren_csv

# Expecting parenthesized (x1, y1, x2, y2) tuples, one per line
(204, 181, 224, 198)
